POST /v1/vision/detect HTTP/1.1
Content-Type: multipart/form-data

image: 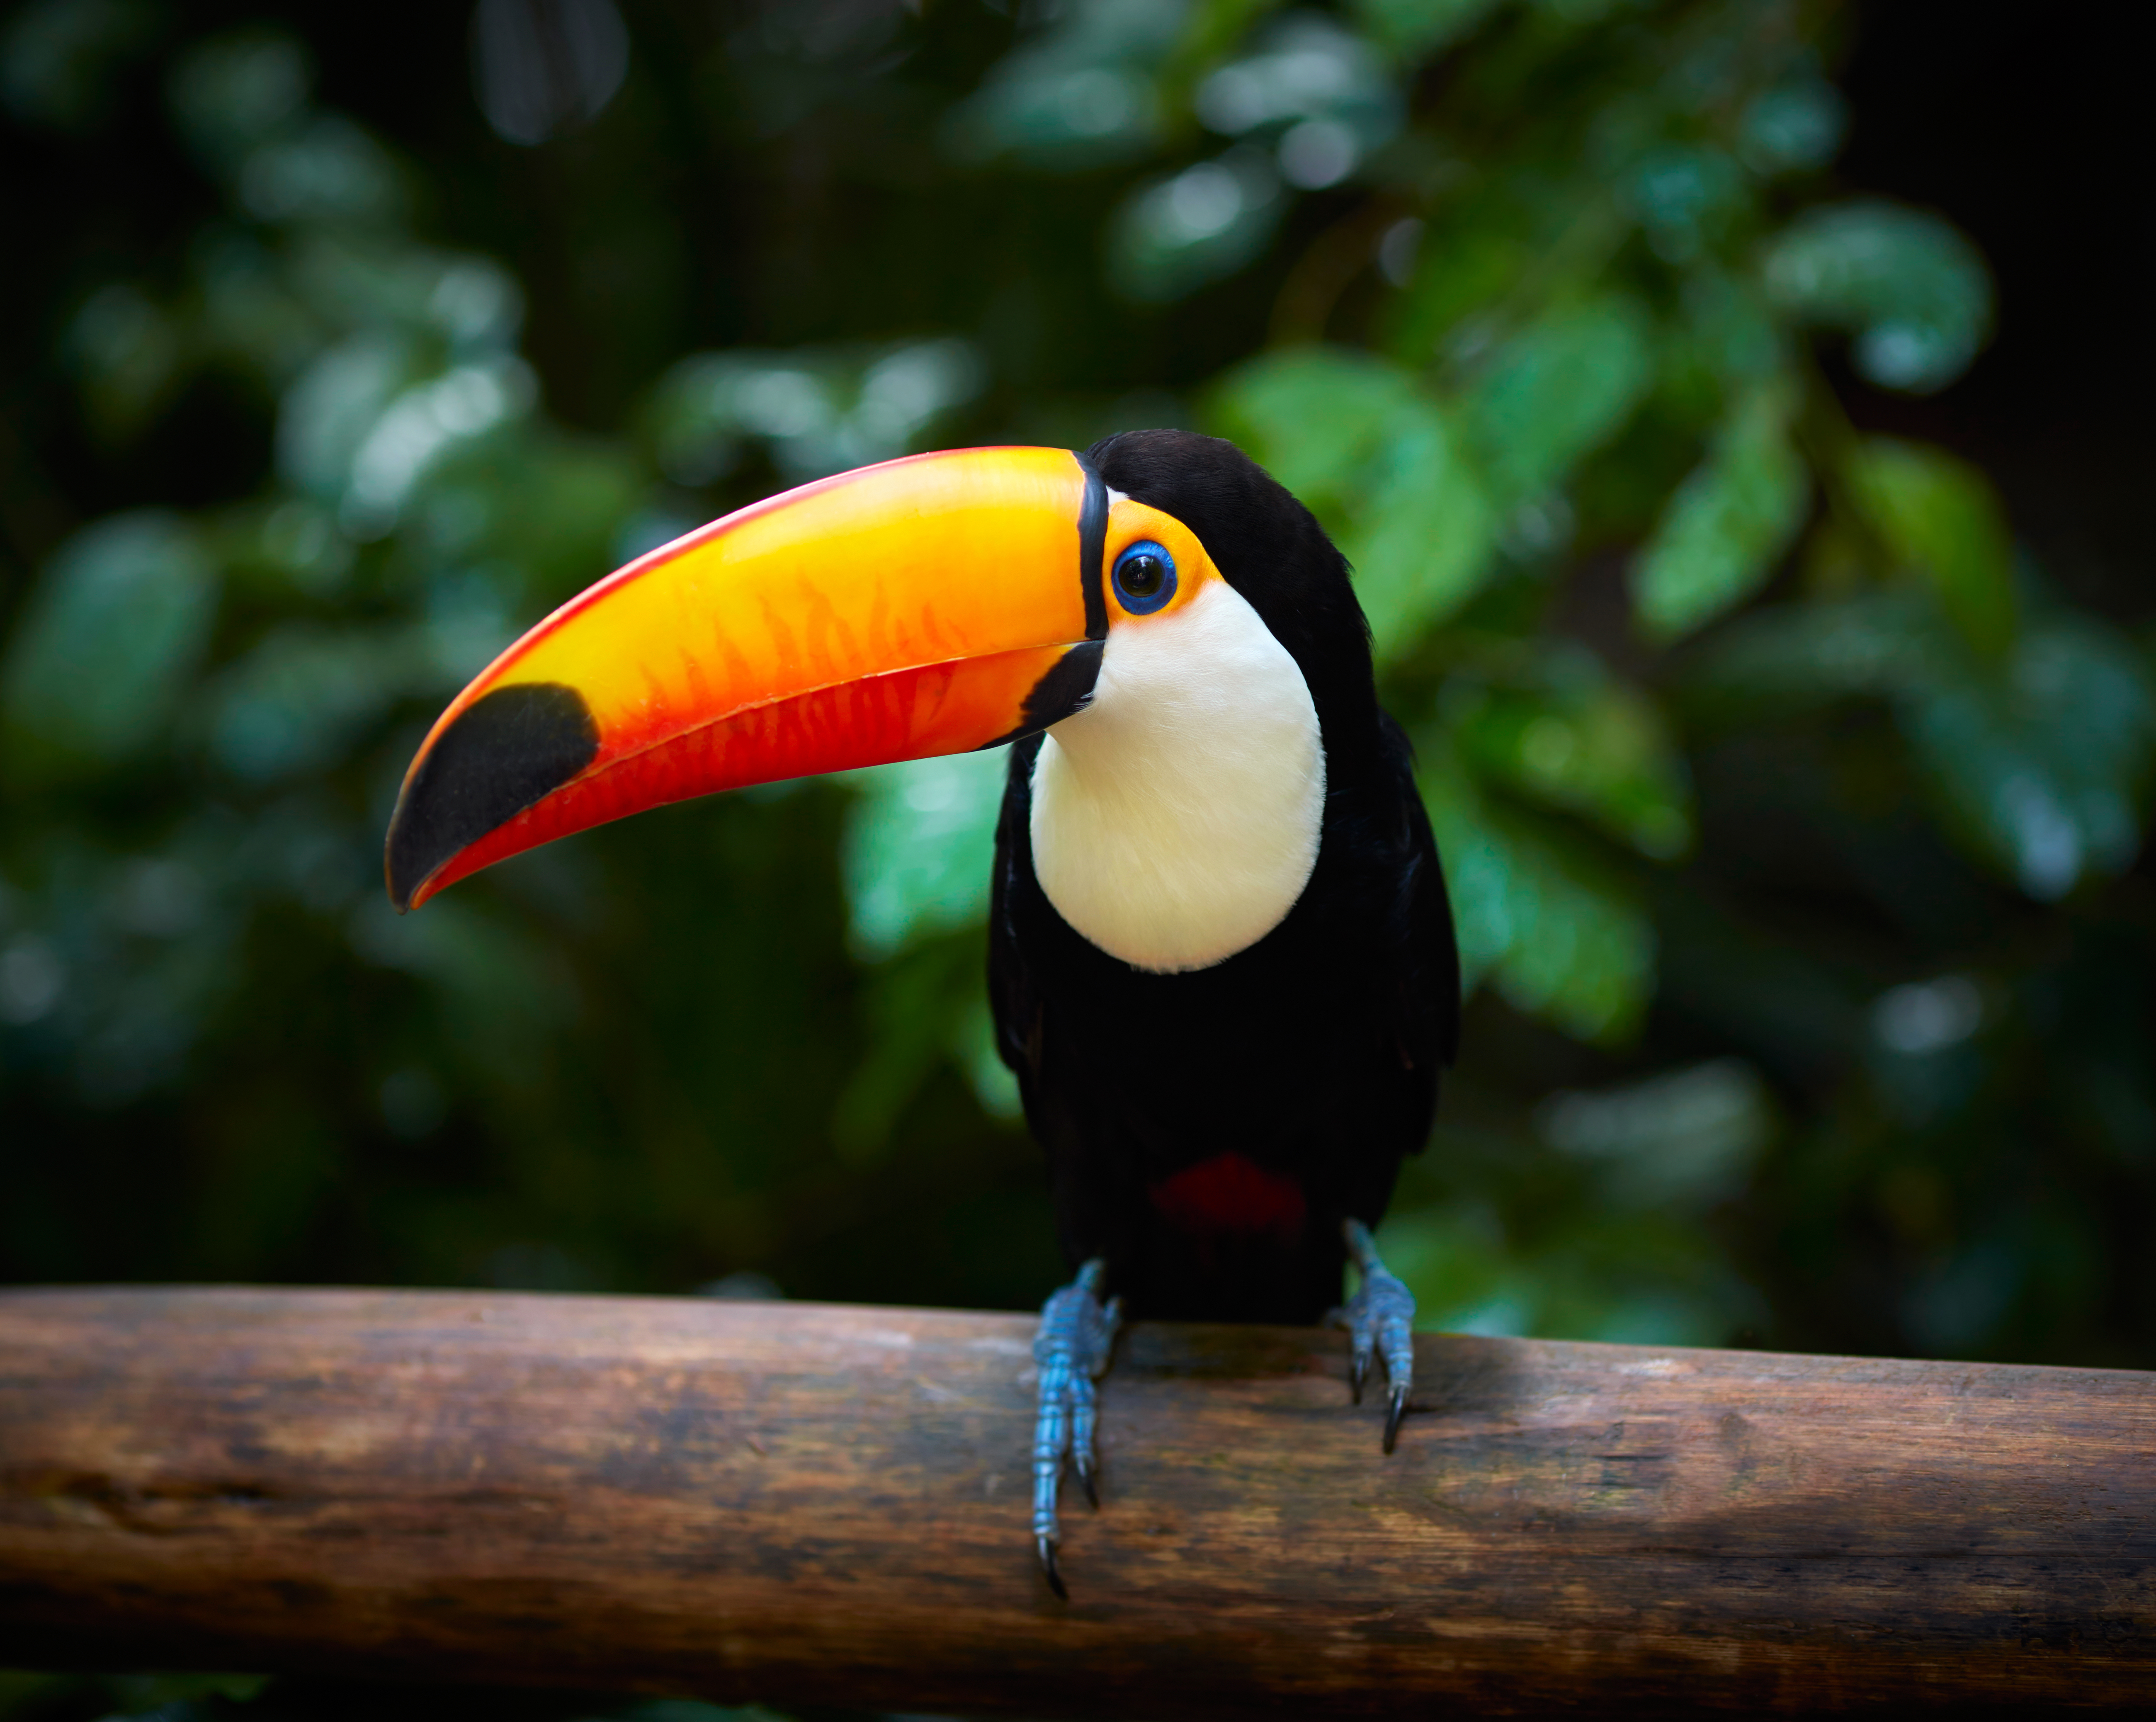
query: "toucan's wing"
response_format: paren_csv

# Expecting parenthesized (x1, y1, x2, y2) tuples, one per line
(1377, 709, 1460, 1149)
(988, 734, 1046, 1090)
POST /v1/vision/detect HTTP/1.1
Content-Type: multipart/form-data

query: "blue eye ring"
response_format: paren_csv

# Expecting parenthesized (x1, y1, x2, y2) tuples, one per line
(1111, 540, 1178, 615)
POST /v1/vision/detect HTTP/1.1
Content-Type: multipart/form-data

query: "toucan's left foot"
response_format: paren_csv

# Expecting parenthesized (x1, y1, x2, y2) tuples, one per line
(1030, 1258, 1120, 1600)
(1332, 1218, 1415, 1453)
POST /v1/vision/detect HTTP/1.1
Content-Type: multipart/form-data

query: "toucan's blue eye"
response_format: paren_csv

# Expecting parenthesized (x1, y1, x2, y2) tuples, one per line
(1112, 541, 1177, 615)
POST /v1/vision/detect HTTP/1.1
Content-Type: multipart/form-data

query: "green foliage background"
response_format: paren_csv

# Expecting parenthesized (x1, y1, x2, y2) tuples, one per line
(2, 0, 2154, 1711)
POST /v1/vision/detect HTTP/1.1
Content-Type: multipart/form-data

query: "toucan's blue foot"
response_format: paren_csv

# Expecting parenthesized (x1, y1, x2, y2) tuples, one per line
(1333, 1217, 1415, 1454)
(1031, 1257, 1119, 1600)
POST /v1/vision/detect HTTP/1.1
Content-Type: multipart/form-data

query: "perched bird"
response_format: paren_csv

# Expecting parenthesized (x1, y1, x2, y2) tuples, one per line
(386, 430, 1458, 1598)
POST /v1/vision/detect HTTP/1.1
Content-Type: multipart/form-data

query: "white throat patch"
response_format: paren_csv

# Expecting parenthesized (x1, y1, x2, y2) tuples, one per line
(1029, 578, 1325, 974)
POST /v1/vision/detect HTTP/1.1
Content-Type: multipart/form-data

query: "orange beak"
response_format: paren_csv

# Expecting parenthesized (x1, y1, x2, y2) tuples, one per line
(385, 445, 1107, 911)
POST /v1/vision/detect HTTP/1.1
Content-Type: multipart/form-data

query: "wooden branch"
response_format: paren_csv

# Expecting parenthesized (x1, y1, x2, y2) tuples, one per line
(2, 1289, 2152, 1715)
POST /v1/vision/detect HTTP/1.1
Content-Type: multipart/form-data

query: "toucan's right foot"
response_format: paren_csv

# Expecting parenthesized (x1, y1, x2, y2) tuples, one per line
(1333, 1217, 1416, 1453)
(1030, 1258, 1119, 1600)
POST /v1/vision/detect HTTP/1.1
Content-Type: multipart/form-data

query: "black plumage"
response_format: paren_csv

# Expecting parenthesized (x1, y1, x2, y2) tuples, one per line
(990, 430, 1460, 1325)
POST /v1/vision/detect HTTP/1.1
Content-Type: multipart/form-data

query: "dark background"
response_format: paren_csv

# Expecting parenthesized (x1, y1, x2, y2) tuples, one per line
(1836, 2, 2153, 618)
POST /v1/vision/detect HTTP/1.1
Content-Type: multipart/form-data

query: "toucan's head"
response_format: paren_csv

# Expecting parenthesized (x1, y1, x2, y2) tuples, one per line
(1083, 428, 1375, 753)
(386, 431, 1373, 915)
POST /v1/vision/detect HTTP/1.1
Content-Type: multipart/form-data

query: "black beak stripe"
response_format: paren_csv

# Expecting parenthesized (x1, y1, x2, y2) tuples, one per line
(982, 452, 1110, 748)
(384, 682, 600, 912)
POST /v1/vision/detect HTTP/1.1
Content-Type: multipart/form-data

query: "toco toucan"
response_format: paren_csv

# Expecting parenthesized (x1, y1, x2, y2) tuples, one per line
(386, 430, 1459, 1598)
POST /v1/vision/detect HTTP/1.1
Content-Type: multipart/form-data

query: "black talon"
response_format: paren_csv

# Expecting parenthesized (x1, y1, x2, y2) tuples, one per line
(1079, 1463, 1099, 1508)
(1039, 1535, 1068, 1601)
(1384, 1386, 1408, 1455)
(1349, 1353, 1367, 1405)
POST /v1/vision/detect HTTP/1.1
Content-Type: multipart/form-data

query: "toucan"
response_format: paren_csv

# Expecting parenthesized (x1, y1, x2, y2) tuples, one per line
(386, 430, 1459, 1598)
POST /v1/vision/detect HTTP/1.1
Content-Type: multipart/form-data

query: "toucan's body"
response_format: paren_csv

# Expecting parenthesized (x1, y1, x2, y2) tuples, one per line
(385, 429, 1456, 1598)
(994, 715, 1446, 1322)
(991, 432, 1456, 1326)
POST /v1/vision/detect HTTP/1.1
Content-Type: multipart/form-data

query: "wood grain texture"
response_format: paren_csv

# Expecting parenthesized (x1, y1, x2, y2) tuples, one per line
(0, 1287, 2151, 1715)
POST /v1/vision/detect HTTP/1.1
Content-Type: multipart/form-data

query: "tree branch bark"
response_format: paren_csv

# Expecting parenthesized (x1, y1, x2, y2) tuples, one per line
(1, 1287, 2151, 1715)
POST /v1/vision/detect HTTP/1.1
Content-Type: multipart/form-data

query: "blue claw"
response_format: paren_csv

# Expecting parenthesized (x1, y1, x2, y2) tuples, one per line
(1031, 1258, 1120, 1599)
(1333, 1218, 1415, 1454)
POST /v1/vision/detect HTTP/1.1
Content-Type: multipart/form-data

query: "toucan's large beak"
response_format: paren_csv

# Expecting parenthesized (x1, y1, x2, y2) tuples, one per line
(386, 445, 1108, 910)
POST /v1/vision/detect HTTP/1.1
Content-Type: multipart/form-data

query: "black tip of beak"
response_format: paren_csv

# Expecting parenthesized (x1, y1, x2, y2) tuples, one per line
(384, 682, 600, 911)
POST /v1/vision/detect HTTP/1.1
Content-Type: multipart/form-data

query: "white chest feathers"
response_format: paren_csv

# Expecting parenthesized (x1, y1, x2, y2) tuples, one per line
(1029, 578, 1326, 974)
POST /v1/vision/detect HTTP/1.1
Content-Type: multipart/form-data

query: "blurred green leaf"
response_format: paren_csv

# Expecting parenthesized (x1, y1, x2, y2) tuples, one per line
(646, 339, 985, 489)
(1681, 588, 1947, 719)
(1419, 749, 1655, 1042)
(1384, 192, 1538, 359)
(207, 624, 422, 782)
(1374, 1198, 1521, 1331)
(1738, 76, 1847, 176)
(1463, 295, 1653, 509)
(219, 497, 356, 598)
(0, 0, 158, 133)
(67, 282, 185, 442)
(1166, 0, 1289, 86)
(841, 749, 1008, 960)
(942, 0, 1185, 169)
(1209, 344, 1412, 501)
(1106, 148, 1283, 303)
(419, 427, 642, 611)
(236, 113, 405, 227)
(1632, 380, 1808, 643)
(0, 1669, 270, 1721)
(1901, 614, 2156, 900)
(1628, 144, 1746, 266)
(1380, 1145, 1762, 1345)
(1351, 0, 1503, 59)
(1690, 592, 2156, 900)
(168, 29, 311, 167)
(1214, 349, 1494, 654)
(1341, 395, 1497, 657)
(1761, 199, 1993, 393)
(274, 330, 422, 504)
(1193, 12, 1401, 154)
(1845, 436, 2016, 658)
(1379, 1057, 1773, 1344)
(1, 512, 219, 773)
(1539, 1058, 1772, 1210)
(1666, 270, 1783, 399)
(833, 928, 1015, 1163)
(1448, 649, 1692, 858)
